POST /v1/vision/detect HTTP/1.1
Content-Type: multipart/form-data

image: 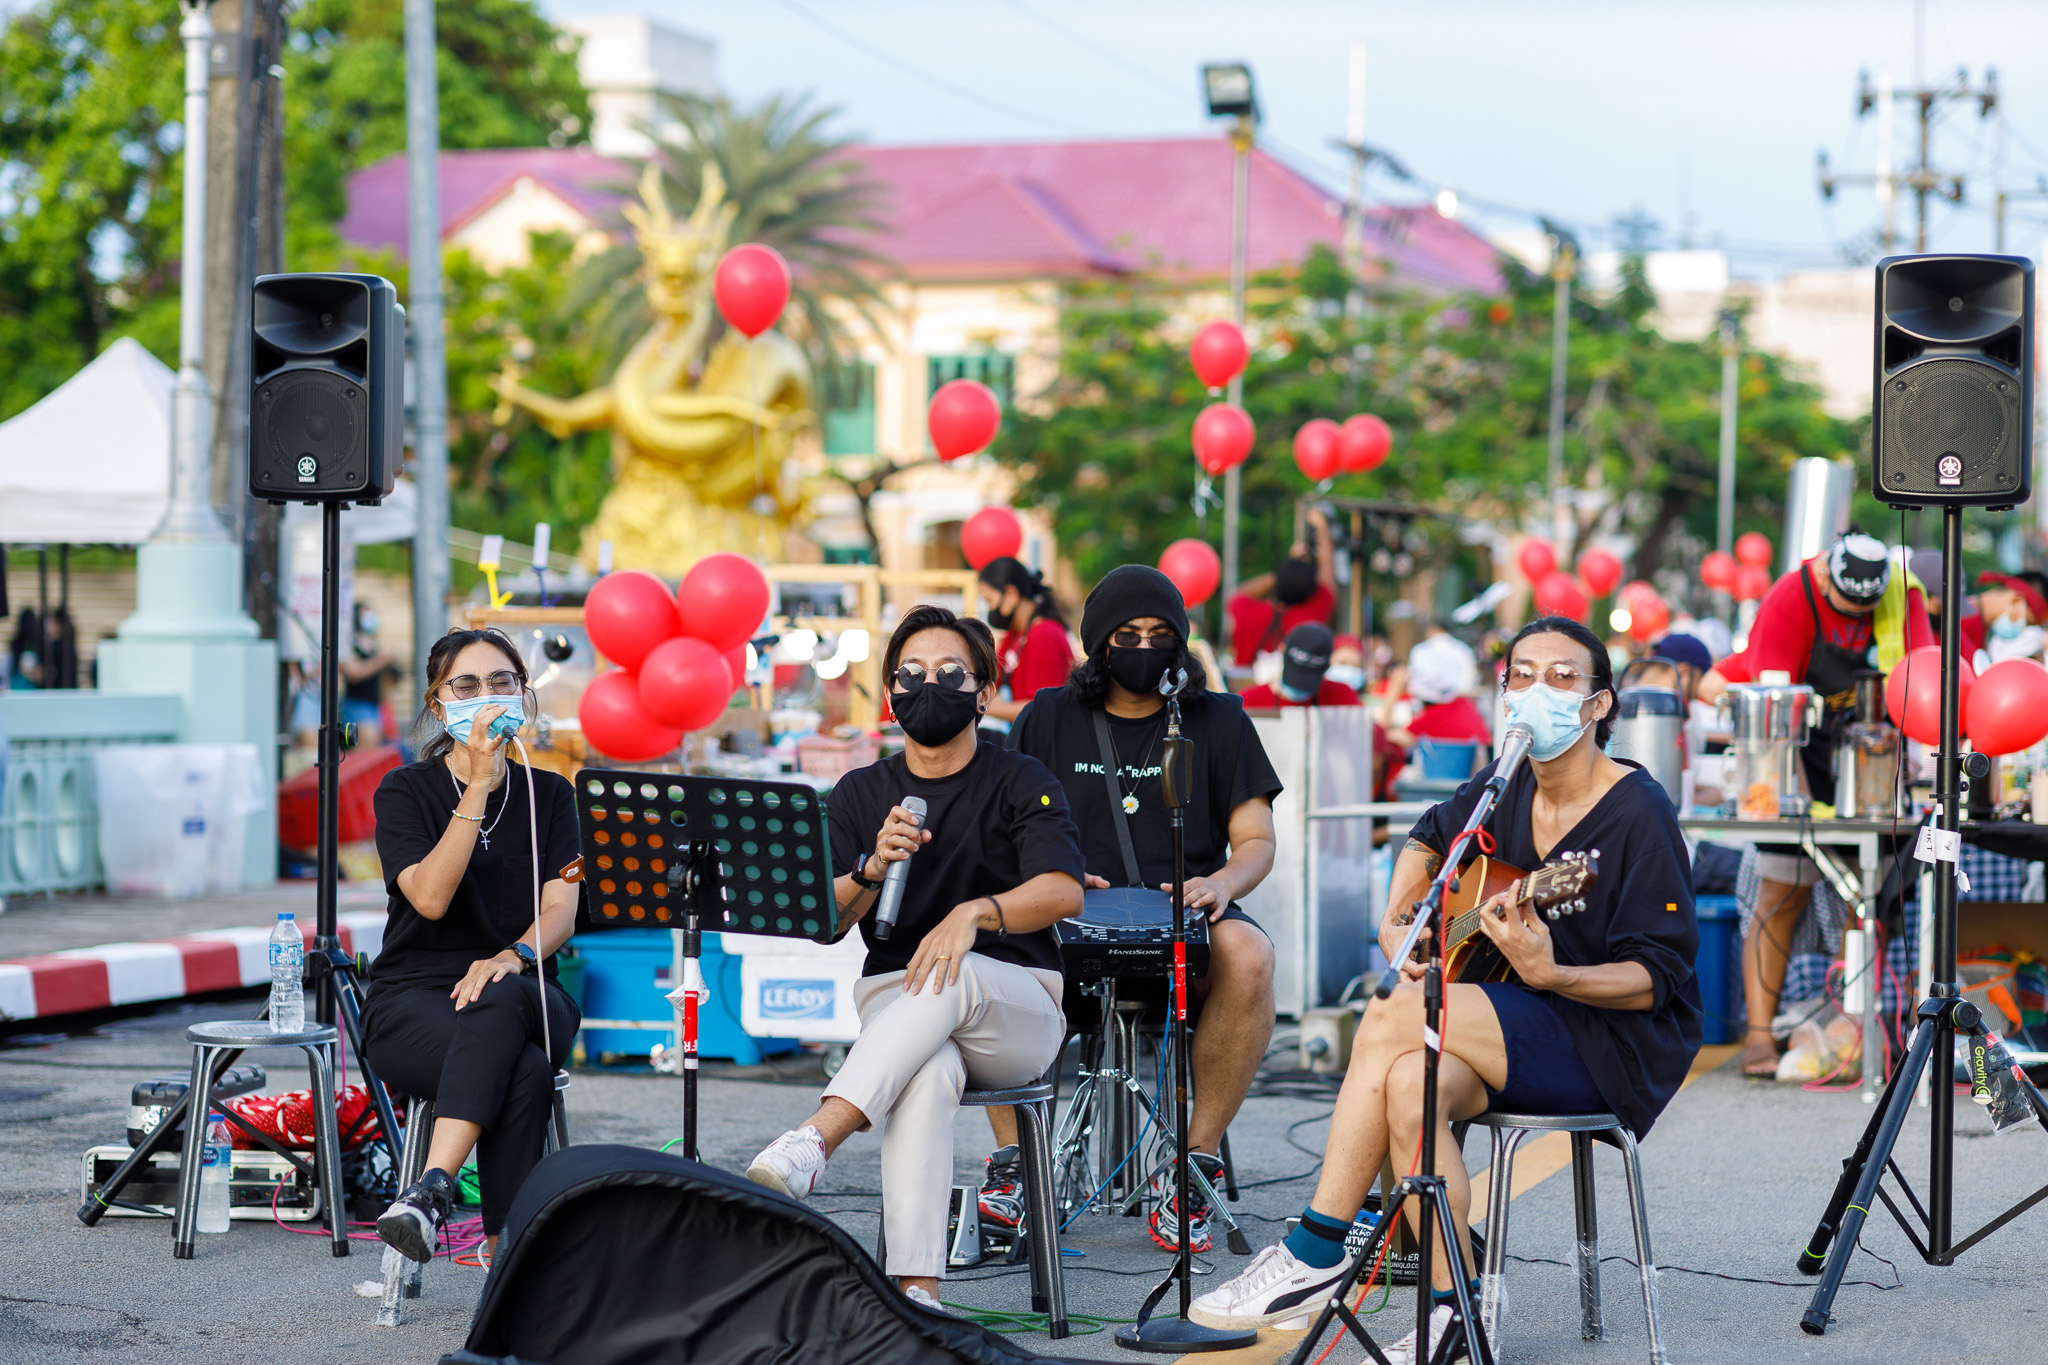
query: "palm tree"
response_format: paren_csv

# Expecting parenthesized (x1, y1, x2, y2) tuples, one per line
(569, 91, 893, 373)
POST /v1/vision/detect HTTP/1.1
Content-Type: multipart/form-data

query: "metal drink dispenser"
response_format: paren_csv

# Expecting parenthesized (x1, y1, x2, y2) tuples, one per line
(1606, 687, 1687, 810)
(1719, 682, 1820, 819)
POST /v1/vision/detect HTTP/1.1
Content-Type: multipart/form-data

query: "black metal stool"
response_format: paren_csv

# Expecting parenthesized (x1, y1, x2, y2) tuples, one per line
(174, 1020, 347, 1259)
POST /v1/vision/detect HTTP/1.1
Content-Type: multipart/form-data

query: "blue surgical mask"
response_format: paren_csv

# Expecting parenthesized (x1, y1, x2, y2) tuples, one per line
(1502, 681, 1594, 761)
(1325, 664, 1366, 690)
(1277, 679, 1316, 703)
(440, 694, 524, 745)
(1992, 610, 2028, 641)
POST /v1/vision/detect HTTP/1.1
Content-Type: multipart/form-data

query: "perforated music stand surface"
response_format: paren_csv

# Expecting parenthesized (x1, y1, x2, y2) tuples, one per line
(572, 769, 838, 943)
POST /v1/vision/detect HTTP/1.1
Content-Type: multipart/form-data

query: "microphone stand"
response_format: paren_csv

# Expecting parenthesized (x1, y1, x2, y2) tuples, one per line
(1286, 762, 1509, 1365)
(1117, 688, 1257, 1354)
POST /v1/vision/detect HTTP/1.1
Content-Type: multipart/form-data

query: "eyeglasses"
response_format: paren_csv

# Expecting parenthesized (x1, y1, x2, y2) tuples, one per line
(891, 662, 977, 691)
(440, 670, 523, 700)
(1110, 628, 1180, 650)
(1503, 662, 1592, 693)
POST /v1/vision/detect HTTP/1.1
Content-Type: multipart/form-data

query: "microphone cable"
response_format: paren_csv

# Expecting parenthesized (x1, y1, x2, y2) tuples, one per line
(508, 732, 550, 1073)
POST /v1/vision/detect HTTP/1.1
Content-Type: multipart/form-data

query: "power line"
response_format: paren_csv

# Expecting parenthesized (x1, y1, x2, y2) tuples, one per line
(773, 0, 1095, 138)
(990, 0, 1190, 105)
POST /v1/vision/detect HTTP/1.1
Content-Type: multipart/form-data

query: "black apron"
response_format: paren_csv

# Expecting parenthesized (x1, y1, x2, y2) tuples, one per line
(1798, 566, 1870, 807)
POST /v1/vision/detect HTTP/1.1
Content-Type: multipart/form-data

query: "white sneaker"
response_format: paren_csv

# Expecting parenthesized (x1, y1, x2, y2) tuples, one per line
(1189, 1242, 1350, 1330)
(745, 1125, 828, 1200)
(1374, 1302, 1466, 1365)
(903, 1284, 949, 1314)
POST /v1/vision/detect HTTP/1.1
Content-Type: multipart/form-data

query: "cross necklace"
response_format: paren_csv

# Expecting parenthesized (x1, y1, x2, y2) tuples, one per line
(451, 765, 509, 849)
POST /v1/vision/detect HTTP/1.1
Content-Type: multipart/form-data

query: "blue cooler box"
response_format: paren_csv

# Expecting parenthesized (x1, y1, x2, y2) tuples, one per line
(571, 928, 798, 1063)
(1694, 895, 1742, 1045)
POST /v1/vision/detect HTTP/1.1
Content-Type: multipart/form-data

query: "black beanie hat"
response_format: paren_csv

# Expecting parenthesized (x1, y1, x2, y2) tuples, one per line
(1081, 565, 1190, 655)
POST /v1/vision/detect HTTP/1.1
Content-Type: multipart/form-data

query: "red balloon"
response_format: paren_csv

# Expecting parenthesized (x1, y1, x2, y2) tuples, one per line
(1700, 550, 1739, 592)
(675, 552, 770, 653)
(1338, 414, 1392, 473)
(1734, 563, 1772, 601)
(638, 636, 734, 732)
(1192, 403, 1255, 475)
(584, 569, 680, 671)
(1965, 659, 2048, 756)
(1627, 595, 1671, 643)
(1517, 539, 1557, 583)
(713, 243, 791, 339)
(727, 644, 750, 687)
(928, 379, 1002, 461)
(1735, 531, 1774, 569)
(1293, 419, 1342, 482)
(960, 507, 1024, 570)
(1158, 538, 1223, 608)
(1577, 548, 1623, 598)
(579, 669, 684, 762)
(1533, 572, 1589, 620)
(1189, 321, 1249, 390)
(1616, 579, 1658, 609)
(1886, 645, 1974, 747)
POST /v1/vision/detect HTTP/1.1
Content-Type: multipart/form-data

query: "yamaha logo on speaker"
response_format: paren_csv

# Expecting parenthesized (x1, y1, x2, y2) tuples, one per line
(1872, 254, 2034, 509)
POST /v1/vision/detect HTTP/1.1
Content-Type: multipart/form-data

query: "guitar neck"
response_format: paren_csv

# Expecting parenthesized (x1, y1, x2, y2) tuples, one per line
(1443, 881, 1524, 957)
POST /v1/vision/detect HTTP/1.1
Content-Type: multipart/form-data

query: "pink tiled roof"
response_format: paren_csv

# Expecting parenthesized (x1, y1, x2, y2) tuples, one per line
(338, 148, 633, 255)
(340, 137, 1501, 294)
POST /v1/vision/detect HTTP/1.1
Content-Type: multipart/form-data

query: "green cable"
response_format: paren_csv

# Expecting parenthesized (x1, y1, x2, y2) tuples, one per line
(939, 1303, 1132, 1336)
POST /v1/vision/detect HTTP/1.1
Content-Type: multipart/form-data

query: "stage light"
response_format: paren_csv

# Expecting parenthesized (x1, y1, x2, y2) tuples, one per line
(1201, 63, 1257, 120)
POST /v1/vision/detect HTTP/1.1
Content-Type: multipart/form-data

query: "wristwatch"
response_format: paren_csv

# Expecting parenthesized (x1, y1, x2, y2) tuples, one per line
(849, 858, 883, 891)
(509, 941, 539, 974)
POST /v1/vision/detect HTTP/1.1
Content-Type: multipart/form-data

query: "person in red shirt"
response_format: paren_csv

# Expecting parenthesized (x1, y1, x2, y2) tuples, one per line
(1225, 506, 1338, 667)
(1239, 623, 1361, 708)
(1699, 533, 1932, 1077)
(977, 558, 1074, 721)
(1957, 570, 2048, 669)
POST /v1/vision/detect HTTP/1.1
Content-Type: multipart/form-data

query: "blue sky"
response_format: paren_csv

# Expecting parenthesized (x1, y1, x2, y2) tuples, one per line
(541, 0, 2048, 277)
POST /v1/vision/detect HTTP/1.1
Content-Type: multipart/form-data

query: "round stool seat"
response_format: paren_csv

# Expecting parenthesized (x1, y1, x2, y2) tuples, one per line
(1475, 1110, 1621, 1133)
(187, 1020, 338, 1048)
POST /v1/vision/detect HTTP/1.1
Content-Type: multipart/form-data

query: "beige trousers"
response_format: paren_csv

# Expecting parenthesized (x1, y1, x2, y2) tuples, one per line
(822, 952, 1065, 1277)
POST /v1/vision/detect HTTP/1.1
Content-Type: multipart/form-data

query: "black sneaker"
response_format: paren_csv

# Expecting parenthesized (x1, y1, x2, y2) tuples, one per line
(377, 1167, 455, 1263)
(978, 1145, 1026, 1231)
(1149, 1151, 1224, 1253)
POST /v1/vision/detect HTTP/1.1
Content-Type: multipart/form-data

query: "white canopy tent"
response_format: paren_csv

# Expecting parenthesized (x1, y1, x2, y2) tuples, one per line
(0, 338, 173, 544)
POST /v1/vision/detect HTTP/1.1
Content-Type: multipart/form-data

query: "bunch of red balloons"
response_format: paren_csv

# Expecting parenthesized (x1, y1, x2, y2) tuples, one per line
(1290, 414, 1391, 481)
(960, 506, 1024, 570)
(578, 554, 770, 761)
(1883, 647, 2048, 755)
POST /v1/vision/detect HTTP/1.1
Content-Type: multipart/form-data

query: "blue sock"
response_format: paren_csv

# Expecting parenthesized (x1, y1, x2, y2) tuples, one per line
(1431, 1278, 1481, 1305)
(1284, 1207, 1353, 1269)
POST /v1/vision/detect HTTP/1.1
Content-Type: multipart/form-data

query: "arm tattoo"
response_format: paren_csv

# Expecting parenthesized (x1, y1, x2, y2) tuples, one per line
(1404, 837, 1443, 880)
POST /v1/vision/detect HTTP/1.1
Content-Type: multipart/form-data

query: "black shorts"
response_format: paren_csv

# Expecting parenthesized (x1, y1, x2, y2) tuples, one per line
(1478, 981, 1606, 1116)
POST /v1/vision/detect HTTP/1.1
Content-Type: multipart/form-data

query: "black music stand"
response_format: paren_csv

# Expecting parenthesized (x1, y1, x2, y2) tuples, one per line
(572, 770, 839, 1161)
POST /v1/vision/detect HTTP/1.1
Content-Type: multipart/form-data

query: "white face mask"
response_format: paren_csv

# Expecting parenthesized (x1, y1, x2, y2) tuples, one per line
(1325, 663, 1366, 690)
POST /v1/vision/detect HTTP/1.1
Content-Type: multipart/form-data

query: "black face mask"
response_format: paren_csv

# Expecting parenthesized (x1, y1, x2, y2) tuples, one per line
(1106, 645, 1174, 696)
(986, 604, 1015, 631)
(891, 680, 983, 746)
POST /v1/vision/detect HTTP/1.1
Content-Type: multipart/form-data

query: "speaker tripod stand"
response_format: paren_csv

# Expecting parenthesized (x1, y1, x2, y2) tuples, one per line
(1798, 500, 2048, 1333)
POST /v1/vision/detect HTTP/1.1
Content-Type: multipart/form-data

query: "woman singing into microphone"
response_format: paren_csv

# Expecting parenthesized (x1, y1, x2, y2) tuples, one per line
(745, 605, 1085, 1312)
(365, 628, 582, 1265)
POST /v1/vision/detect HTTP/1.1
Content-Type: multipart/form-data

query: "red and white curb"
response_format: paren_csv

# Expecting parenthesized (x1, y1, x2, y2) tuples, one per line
(0, 911, 386, 1023)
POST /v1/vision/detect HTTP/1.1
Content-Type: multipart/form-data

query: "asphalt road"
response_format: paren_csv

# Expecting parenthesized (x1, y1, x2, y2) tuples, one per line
(5, 995, 2047, 1364)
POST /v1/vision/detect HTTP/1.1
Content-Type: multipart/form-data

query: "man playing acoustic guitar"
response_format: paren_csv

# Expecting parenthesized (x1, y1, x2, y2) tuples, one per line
(1192, 616, 1703, 1362)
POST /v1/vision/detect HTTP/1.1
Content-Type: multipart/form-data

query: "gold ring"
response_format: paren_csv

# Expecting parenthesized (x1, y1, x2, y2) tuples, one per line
(936, 954, 951, 960)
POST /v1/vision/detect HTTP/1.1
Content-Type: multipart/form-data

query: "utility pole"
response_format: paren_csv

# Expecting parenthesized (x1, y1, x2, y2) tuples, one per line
(407, 0, 452, 690)
(1545, 231, 1576, 553)
(1714, 309, 1740, 623)
(1221, 112, 1250, 623)
(1817, 66, 1995, 253)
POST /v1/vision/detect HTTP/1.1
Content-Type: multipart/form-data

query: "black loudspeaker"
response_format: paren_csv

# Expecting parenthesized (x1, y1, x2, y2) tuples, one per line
(1873, 254, 2034, 509)
(249, 272, 405, 504)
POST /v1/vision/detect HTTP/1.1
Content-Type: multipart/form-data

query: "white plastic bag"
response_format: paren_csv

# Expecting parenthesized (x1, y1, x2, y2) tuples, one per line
(93, 744, 265, 897)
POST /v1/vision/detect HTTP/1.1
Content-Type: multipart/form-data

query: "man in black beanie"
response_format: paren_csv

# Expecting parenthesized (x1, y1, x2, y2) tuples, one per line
(974, 564, 1282, 1254)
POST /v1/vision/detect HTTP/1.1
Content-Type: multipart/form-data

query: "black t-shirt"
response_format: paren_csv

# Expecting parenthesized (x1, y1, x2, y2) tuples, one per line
(370, 759, 582, 993)
(344, 637, 383, 704)
(826, 741, 1086, 978)
(1011, 686, 1283, 891)
(1411, 759, 1703, 1138)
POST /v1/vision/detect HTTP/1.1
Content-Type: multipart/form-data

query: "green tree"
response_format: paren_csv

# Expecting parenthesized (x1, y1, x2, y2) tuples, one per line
(1001, 244, 1862, 608)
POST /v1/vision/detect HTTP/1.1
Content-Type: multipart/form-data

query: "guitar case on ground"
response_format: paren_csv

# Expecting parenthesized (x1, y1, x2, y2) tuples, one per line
(449, 1143, 1091, 1365)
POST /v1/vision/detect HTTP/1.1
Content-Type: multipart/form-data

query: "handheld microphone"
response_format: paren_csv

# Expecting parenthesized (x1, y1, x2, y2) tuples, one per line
(871, 795, 927, 941)
(486, 712, 522, 743)
(1486, 723, 1535, 794)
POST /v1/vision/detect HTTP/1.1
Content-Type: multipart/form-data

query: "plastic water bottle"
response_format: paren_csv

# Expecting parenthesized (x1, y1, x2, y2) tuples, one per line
(269, 911, 305, 1033)
(197, 1110, 232, 1234)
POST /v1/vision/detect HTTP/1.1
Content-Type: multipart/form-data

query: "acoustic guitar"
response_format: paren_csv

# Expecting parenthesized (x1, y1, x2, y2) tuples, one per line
(1431, 849, 1601, 984)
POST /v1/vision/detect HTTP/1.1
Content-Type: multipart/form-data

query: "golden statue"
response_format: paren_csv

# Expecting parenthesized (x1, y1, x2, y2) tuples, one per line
(491, 164, 813, 576)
